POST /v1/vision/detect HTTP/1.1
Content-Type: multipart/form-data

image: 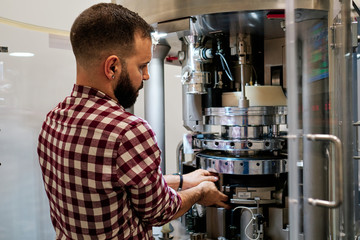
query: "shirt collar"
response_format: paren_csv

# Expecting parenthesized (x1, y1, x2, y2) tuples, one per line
(71, 84, 124, 110)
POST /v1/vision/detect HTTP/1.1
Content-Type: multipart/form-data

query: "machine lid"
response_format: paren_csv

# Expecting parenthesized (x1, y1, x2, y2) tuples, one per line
(116, 0, 328, 25)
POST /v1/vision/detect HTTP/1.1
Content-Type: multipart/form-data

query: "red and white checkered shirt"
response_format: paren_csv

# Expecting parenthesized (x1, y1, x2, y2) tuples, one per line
(37, 84, 182, 239)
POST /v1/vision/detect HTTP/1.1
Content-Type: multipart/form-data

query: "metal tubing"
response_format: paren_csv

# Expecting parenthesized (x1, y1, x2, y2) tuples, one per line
(176, 141, 184, 174)
(305, 134, 343, 208)
(351, 12, 360, 236)
(145, 40, 170, 174)
(239, 64, 249, 108)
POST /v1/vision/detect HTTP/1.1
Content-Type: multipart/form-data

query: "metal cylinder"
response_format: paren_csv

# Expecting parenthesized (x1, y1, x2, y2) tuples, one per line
(145, 40, 170, 174)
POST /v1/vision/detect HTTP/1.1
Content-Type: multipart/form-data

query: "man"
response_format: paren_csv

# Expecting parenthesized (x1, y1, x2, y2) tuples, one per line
(37, 3, 229, 240)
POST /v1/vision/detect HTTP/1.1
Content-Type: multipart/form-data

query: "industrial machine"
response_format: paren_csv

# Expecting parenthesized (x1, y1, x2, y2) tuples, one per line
(176, 10, 289, 240)
(117, 0, 360, 239)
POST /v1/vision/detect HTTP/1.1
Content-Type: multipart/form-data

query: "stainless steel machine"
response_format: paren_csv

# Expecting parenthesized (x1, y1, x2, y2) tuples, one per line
(117, 0, 360, 239)
(174, 9, 290, 240)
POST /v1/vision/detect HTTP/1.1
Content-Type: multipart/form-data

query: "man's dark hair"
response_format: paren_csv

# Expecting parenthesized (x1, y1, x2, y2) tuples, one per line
(70, 3, 154, 67)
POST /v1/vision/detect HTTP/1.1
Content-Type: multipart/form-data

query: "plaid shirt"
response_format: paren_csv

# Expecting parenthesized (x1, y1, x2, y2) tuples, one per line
(37, 85, 181, 240)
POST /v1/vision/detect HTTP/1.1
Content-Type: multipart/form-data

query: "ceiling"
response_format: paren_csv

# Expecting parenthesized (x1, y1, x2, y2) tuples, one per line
(0, 0, 112, 32)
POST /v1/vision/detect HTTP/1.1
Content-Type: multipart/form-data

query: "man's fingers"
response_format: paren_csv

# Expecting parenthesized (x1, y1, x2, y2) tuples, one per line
(204, 170, 218, 177)
(197, 169, 211, 176)
(216, 201, 232, 209)
(203, 176, 218, 182)
(217, 192, 230, 209)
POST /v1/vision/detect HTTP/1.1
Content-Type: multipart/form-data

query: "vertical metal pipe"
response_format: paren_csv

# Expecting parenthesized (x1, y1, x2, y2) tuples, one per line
(355, 18, 360, 225)
(239, 64, 249, 108)
(328, 1, 338, 236)
(145, 40, 170, 174)
(176, 141, 184, 174)
(340, 0, 355, 238)
(285, 0, 300, 239)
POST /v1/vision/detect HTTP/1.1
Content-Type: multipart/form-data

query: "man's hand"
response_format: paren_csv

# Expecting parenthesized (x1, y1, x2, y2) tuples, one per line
(182, 169, 218, 190)
(197, 181, 230, 209)
(172, 180, 230, 219)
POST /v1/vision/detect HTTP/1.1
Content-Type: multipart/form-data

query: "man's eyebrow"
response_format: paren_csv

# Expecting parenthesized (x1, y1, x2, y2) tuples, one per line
(141, 60, 151, 65)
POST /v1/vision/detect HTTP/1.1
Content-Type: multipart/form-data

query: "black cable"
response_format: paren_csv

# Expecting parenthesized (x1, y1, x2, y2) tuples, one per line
(353, 1, 360, 16)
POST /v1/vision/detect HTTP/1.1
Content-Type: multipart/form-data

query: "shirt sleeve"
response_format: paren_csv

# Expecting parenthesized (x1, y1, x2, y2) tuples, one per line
(116, 120, 182, 226)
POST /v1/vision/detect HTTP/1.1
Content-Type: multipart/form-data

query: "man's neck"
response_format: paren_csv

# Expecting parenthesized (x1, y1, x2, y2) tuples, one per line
(76, 64, 117, 101)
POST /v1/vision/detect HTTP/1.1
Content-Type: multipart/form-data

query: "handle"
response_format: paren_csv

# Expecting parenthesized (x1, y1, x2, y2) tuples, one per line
(305, 134, 343, 208)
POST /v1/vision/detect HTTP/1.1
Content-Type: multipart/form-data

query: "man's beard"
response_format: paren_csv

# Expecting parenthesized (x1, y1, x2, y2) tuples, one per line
(114, 68, 143, 109)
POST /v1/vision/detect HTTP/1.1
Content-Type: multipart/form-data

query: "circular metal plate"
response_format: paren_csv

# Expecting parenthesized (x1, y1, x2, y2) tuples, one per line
(193, 136, 285, 152)
(205, 106, 287, 115)
(204, 106, 287, 126)
(221, 126, 264, 139)
(196, 152, 287, 175)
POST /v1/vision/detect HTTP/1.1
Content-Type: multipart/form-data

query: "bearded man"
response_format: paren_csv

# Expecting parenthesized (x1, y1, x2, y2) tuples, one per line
(37, 3, 229, 240)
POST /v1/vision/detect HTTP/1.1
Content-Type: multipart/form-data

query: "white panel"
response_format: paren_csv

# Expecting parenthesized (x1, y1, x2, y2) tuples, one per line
(0, 23, 75, 240)
(164, 64, 187, 174)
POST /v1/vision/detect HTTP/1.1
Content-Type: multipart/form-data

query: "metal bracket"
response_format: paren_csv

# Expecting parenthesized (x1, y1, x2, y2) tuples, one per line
(330, 24, 336, 49)
(354, 121, 360, 158)
(0, 46, 8, 53)
(351, 22, 359, 48)
(330, 20, 343, 50)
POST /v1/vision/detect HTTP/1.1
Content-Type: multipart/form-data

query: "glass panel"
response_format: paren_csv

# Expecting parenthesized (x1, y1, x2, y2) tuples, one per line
(287, 0, 355, 239)
(0, 23, 75, 239)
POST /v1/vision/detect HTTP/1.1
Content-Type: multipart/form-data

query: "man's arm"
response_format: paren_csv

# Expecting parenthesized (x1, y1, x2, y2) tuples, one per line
(164, 169, 219, 190)
(171, 181, 230, 219)
(118, 122, 228, 224)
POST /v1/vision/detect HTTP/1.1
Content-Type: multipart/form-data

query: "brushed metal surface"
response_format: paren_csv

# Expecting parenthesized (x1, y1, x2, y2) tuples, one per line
(193, 137, 285, 152)
(116, 0, 328, 24)
(204, 106, 287, 126)
(196, 152, 288, 175)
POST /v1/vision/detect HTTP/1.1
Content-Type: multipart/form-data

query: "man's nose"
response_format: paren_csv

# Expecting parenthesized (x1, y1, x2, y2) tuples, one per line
(142, 68, 150, 80)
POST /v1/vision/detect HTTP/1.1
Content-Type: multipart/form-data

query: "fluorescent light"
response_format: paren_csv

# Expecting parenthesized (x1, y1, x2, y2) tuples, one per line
(9, 52, 34, 57)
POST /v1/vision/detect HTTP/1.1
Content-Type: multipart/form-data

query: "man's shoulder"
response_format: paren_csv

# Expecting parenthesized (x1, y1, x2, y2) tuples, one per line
(87, 99, 152, 134)
(44, 91, 153, 138)
(114, 110, 151, 131)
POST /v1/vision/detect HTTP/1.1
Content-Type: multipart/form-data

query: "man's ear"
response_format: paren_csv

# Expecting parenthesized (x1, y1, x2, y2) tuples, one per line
(104, 55, 121, 80)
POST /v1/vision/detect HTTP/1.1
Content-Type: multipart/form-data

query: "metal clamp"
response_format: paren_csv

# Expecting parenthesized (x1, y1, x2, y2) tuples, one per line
(305, 134, 343, 208)
(354, 121, 360, 155)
